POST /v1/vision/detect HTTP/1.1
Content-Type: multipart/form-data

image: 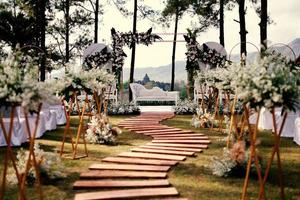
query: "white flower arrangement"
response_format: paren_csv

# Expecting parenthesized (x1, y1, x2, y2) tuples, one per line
(191, 108, 215, 128)
(107, 101, 140, 115)
(6, 143, 66, 186)
(173, 100, 198, 115)
(234, 55, 300, 111)
(85, 114, 122, 145)
(0, 52, 57, 111)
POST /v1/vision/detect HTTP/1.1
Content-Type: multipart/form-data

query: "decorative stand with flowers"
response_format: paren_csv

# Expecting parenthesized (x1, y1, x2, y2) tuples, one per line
(234, 54, 300, 200)
(58, 69, 115, 159)
(0, 52, 56, 200)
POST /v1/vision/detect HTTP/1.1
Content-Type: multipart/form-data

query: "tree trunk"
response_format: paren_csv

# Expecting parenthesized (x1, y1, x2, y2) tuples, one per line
(239, 0, 247, 56)
(94, 0, 99, 43)
(40, 0, 46, 81)
(260, 0, 268, 52)
(129, 0, 137, 101)
(219, 0, 225, 47)
(65, 0, 70, 63)
(171, 9, 179, 91)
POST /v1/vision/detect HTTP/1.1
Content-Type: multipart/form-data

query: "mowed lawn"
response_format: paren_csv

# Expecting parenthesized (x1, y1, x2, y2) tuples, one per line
(0, 114, 300, 200)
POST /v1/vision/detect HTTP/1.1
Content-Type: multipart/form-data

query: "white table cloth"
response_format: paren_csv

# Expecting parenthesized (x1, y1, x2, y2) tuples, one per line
(41, 103, 57, 131)
(293, 118, 300, 145)
(49, 104, 66, 125)
(17, 107, 47, 138)
(0, 118, 27, 146)
(275, 112, 298, 137)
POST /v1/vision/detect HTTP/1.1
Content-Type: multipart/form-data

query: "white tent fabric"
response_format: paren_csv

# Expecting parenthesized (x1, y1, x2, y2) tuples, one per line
(83, 43, 112, 59)
(200, 42, 227, 57)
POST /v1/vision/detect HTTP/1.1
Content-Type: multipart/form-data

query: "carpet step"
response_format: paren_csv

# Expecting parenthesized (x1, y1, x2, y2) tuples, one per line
(119, 152, 186, 161)
(152, 136, 209, 140)
(139, 145, 203, 153)
(73, 179, 169, 189)
(146, 142, 208, 149)
(80, 170, 167, 179)
(74, 187, 178, 200)
(102, 157, 178, 166)
(136, 128, 181, 134)
(131, 147, 195, 156)
(152, 139, 211, 144)
(143, 131, 194, 136)
(153, 133, 205, 138)
(89, 164, 170, 172)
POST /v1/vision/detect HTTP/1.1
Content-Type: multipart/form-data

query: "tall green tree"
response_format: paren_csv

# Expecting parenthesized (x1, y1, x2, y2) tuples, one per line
(260, 0, 268, 51)
(0, 0, 36, 48)
(161, 0, 190, 91)
(48, 0, 93, 64)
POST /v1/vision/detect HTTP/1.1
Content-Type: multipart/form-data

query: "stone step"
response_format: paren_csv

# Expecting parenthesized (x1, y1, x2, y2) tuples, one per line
(131, 147, 195, 156)
(80, 170, 167, 179)
(102, 157, 178, 166)
(74, 187, 179, 200)
(146, 142, 209, 149)
(73, 179, 170, 189)
(119, 152, 186, 161)
(89, 164, 170, 172)
(152, 139, 211, 144)
(139, 145, 203, 153)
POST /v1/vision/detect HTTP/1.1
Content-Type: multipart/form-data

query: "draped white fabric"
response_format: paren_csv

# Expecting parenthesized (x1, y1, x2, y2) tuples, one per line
(0, 104, 66, 146)
(294, 118, 300, 145)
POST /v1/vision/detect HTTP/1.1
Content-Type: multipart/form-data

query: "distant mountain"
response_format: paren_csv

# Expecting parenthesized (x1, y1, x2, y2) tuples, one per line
(123, 60, 187, 83)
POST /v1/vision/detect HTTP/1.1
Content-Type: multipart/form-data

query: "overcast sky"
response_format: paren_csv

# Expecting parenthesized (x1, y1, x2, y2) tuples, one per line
(98, 0, 300, 68)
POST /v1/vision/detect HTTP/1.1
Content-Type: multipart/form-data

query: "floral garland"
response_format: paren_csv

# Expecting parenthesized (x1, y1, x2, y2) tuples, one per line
(107, 101, 140, 115)
(111, 27, 161, 73)
(0, 52, 57, 111)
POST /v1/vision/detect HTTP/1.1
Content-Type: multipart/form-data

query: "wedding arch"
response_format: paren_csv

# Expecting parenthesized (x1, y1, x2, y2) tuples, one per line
(83, 28, 161, 79)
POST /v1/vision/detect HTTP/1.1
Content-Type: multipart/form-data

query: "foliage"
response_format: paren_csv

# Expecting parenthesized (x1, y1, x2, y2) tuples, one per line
(191, 107, 216, 128)
(6, 143, 66, 186)
(0, 0, 36, 48)
(85, 114, 122, 145)
(173, 99, 198, 115)
(107, 101, 140, 115)
(47, 0, 93, 64)
(83, 46, 111, 70)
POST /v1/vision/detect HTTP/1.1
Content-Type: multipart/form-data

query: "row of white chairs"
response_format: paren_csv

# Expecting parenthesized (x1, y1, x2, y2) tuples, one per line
(0, 103, 66, 147)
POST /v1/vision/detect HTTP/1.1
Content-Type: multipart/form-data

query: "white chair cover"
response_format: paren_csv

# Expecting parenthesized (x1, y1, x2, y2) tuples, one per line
(41, 103, 57, 131)
(258, 107, 274, 130)
(49, 104, 66, 125)
(17, 107, 47, 138)
(276, 111, 298, 137)
(0, 107, 27, 146)
(294, 118, 300, 145)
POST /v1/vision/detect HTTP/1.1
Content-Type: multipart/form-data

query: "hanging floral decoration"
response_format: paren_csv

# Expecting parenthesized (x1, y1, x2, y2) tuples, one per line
(184, 34, 227, 70)
(83, 47, 112, 70)
(110, 27, 161, 74)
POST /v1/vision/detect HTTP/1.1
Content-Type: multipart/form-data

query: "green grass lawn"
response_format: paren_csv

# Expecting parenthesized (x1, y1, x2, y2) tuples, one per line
(0, 114, 300, 200)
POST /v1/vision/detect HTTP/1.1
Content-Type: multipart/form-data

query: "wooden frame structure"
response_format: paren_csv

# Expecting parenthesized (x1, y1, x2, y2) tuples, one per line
(0, 105, 43, 200)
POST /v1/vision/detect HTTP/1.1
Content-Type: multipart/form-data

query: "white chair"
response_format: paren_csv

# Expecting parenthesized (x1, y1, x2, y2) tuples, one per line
(275, 111, 298, 137)
(130, 83, 178, 105)
(49, 104, 66, 125)
(41, 103, 57, 131)
(17, 107, 47, 139)
(0, 107, 27, 146)
(194, 84, 210, 103)
(105, 83, 118, 103)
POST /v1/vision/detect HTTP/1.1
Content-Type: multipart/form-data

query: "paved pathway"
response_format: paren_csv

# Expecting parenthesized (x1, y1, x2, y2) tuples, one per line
(73, 112, 211, 200)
